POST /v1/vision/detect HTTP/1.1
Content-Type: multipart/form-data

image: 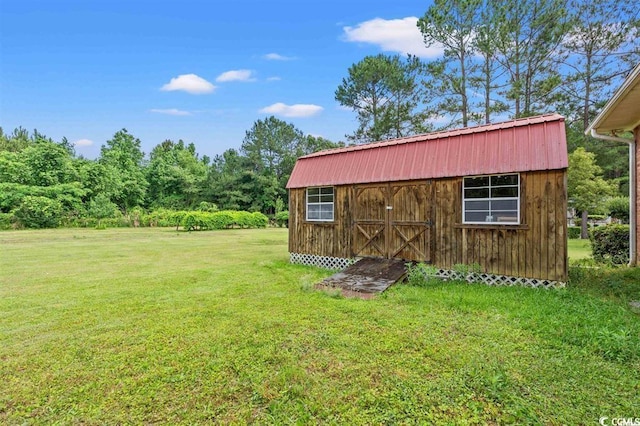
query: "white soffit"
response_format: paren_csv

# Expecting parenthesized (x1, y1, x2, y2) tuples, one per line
(587, 63, 640, 135)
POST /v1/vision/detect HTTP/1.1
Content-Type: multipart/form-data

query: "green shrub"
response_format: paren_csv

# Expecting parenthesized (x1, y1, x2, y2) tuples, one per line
(251, 212, 268, 228)
(13, 196, 63, 228)
(210, 211, 234, 229)
(161, 209, 271, 231)
(588, 214, 607, 221)
(143, 208, 176, 227)
(88, 194, 118, 227)
(0, 212, 14, 229)
(0, 182, 86, 215)
(103, 217, 132, 228)
(607, 196, 630, 223)
(170, 211, 187, 229)
(60, 216, 130, 228)
(232, 211, 254, 228)
(589, 224, 630, 265)
(275, 210, 289, 227)
(568, 226, 581, 239)
(181, 212, 200, 231)
(181, 211, 217, 231)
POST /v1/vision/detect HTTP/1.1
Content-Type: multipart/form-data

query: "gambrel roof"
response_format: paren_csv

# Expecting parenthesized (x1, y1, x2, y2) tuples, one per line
(287, 114, 568, 188)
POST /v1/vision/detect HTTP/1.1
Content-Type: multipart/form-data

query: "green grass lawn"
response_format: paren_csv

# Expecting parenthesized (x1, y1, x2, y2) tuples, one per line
(567, 238, 592, 261)
(1, 228, 638, 424)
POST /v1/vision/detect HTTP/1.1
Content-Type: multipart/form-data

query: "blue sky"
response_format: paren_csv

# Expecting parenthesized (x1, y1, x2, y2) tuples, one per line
(0, 0, 441, 159)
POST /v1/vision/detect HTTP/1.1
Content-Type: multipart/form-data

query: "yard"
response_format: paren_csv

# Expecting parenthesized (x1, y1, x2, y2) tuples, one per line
(1, 228, 638, 424)
(567, 238, 593, 261)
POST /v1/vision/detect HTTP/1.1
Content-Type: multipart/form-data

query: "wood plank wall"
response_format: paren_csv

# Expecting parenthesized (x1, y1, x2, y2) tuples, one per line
(434, 170, 567, 281)
(288, 186, 352, 259)
(288, 169, 567, 282)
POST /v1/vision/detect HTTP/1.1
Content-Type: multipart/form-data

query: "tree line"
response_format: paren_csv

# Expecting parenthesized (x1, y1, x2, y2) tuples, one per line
(0, 118, 342, 228)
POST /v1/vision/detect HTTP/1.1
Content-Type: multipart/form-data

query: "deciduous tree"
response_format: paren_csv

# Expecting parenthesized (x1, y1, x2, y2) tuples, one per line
(568, 147, 615, 238)
(99, 129, 148, 211)
(146, 139, 208, 209)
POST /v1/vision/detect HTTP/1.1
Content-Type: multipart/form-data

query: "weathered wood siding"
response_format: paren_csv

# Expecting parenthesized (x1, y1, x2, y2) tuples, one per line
(289, 170, 567, 282)
(433, 170, 567, 282)
(289, 186, 352, 259)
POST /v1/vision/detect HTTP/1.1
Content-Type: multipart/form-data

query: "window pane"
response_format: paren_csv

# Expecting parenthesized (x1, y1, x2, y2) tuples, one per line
(319, 210, 334, 220)
(491, 186, 518, 198)
(463, 173, 520, 224)
(464, 176, 489, 188)
(306, 187, 334, 221)
(465, 211, 491, 222)
(465, 200, 489, 210)
(491, 174, 518, 186)
(307, 208, 320, 220)
(464, 188, 490, 198)
(491, 199, 518, 210)
(320, 204, 333, 213)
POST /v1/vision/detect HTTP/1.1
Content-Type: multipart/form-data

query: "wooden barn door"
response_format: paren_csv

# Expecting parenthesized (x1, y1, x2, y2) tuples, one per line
(353, 184, 388, 258)
(389, 182, 432, 263)
(353, 182, 432, 262)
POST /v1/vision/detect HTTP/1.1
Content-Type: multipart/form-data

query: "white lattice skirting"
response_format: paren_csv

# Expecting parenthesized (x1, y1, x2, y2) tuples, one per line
(289, 253, 355, 271)
(432, 269, 565, 289)
(289, 252, 565, 289)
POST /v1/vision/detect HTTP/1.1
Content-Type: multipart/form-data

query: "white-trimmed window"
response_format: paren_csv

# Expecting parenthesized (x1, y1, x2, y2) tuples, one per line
(463, 174, 520, 224)
(306, 187, 334, 221)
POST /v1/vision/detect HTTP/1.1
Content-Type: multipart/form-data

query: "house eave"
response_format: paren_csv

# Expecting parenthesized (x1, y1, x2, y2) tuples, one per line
(586, 63, 640, 136)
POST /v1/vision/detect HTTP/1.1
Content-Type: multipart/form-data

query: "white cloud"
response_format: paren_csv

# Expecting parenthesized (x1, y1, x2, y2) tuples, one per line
(160, 74, 216, 94)
(259, 102, 324, 118)
(263, 53, 294, 61)
(342, 17, 444, 58)
(215, 69, 256, 82)
(267, 76, 281, 81)
(73, 138, 93, 147)
(150, 108, 192, 116)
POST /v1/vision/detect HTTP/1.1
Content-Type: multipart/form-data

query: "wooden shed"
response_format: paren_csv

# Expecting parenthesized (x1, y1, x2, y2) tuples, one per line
(286, 114, 569, 287)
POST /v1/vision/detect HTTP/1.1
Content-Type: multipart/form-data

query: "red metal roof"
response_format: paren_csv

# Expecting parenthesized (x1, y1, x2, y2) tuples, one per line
(287, 114, 568, 188)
